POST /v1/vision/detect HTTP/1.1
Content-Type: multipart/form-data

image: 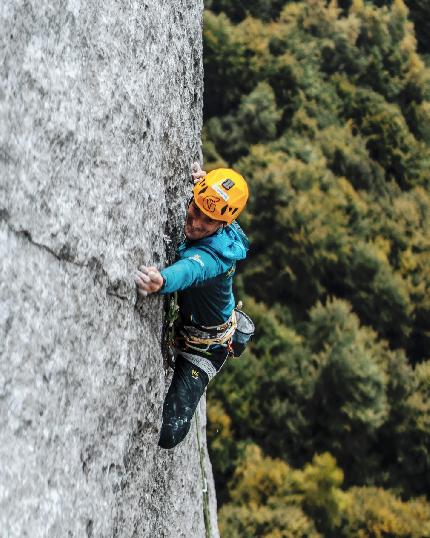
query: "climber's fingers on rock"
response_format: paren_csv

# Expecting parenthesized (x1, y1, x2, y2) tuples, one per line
(134, 270, 154, 290)
(136, 270, 150, 283)
(191, 170, 206, 184)
(139, 265, 158, 273)
(191, 162, 201, 173)
(135, 266, 163, 293)
(191, 162, 206, 183)
(134, 274, 147, 291)
(134, 276, 156, 297)
(134, 271, 147, 286)
(140, 266, 162, 283)
(148, 270, 163, 285)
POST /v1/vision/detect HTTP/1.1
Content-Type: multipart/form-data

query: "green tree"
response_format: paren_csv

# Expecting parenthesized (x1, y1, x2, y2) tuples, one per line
(219, 444, 322, 537)
(207, 399, 237, 505)
(294, 452, 349, 535)
(219, 504, 321, 538)
(205, 0, 286, 23)
(341, 486, 430, 537)
(203, 11, 249, 118)
(237, 82, 282, 145)
(317, 124, 386, 193)
(306, 299, 389, 484)
(363, 1, 430, 56)
(209, 296, 312, 461)
(406, 0, 430, 54)
(382, 360, 430, 496)
(238, 147, 415, 348)
(205, 82, 282, 162)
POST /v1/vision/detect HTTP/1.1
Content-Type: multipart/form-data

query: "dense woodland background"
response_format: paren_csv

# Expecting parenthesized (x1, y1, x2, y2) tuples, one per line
(202, 0, 430, 536)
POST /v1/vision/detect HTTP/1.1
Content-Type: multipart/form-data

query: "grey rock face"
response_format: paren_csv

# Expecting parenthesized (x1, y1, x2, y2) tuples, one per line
(0, 1, 219, 536)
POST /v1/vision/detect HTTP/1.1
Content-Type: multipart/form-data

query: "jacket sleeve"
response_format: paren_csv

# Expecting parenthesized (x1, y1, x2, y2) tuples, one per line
(159, 247, 231, 294)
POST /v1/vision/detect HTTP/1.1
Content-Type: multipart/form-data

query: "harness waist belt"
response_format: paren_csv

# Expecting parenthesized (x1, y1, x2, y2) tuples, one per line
(180, 310, 237, 351)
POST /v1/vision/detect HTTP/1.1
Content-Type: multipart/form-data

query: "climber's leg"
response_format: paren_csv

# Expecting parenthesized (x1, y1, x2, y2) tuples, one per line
(158, 355, 209, 449)
(158, 349, 228, 449)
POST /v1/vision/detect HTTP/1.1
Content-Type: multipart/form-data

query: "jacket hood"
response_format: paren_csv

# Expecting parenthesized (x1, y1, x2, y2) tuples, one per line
(186, 221, 249, 262)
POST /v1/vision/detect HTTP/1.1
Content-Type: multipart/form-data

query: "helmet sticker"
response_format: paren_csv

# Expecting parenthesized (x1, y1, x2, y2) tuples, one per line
(212, 184, 229, 201)
(203, 196, 221, 212)
(222, 178, 235, 190)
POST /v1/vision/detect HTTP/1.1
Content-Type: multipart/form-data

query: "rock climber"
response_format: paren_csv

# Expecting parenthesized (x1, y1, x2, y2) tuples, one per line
(134, 164, 250, 449)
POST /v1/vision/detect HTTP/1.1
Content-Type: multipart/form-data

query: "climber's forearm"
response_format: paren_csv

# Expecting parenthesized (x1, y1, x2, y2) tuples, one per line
(159, 258, 205, 294)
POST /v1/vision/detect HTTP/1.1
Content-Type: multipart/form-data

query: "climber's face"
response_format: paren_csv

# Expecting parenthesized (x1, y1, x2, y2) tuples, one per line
(184, 200, 224, 240)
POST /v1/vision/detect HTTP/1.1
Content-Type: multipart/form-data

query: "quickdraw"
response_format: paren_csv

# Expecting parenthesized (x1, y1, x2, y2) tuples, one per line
(165, 292, 180, 368)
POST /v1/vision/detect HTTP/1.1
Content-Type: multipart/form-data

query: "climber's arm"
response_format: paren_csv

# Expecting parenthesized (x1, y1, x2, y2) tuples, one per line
(135, 248, 229, 296)
(161, 247, 232, 293)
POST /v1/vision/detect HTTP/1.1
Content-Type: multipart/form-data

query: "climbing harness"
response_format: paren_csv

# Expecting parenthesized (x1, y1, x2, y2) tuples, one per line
(179, 310, 238, 353)
(165, 292, 255, 373)
(167, 309, 236, 377)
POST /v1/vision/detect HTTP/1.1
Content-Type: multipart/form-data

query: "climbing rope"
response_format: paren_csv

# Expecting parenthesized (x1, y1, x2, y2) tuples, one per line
(195, 405, 212, 538)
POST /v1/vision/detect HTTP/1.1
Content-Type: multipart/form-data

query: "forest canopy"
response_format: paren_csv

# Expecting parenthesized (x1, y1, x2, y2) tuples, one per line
(203, 1, 430, 535)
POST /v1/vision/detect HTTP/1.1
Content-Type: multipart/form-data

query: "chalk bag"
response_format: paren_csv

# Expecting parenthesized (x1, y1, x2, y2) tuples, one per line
(232, 309, 255, 357)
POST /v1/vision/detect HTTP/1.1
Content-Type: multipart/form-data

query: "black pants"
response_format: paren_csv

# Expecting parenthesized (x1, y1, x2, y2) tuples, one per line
(158, 350, 227, 449)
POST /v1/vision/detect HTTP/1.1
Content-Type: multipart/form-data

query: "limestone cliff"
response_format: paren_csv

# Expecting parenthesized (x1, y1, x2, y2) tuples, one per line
(0, 1, 219, 536)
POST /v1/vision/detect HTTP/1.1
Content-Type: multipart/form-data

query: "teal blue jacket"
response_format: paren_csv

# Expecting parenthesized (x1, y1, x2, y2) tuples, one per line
(160, 222, 249, 327)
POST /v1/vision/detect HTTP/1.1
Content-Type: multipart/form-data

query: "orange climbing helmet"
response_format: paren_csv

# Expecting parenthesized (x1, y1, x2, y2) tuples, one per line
(192, 168, 249, 224)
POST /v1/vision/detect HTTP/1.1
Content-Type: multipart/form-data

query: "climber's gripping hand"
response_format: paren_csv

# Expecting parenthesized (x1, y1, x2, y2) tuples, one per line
(191, 162, 206, 184)
(134, 266, 164, 298)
